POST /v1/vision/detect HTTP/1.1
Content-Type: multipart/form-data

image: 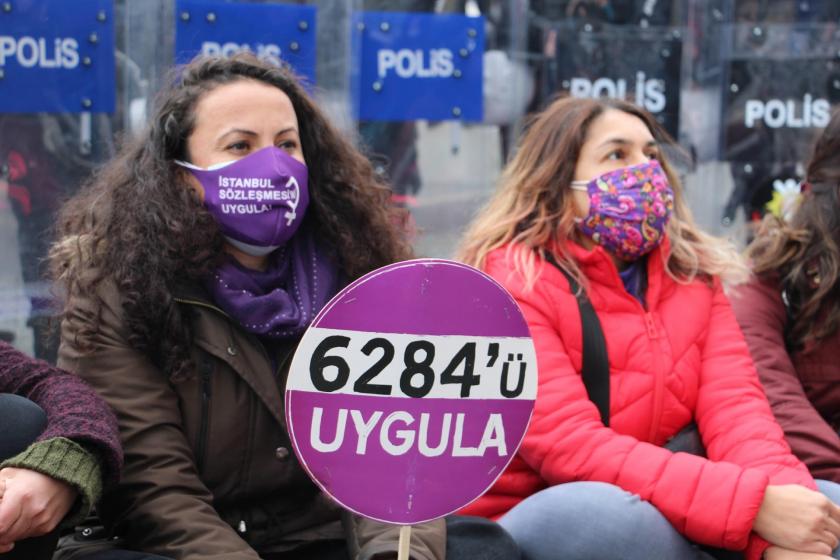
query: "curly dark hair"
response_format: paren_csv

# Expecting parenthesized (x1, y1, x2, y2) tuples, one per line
(748, 108, 840, 351)
(51, 54, 412, 378)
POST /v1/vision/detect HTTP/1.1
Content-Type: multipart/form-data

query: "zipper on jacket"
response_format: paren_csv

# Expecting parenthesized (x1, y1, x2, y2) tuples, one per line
(646, 312, 666, 441)
(645, 312, 659, 339)
(178, 296, 290, 478)
(196, 362, 212, 473)
(236, 389, 257, 496)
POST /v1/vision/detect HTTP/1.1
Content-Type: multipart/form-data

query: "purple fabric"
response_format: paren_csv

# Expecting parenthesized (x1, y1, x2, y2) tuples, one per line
(618, 260, 646, 306)
(572, 161, 674, 261)
(287, 390, 534, 524)
(313, 259, 531, 338)
(0, 342, 123, 486)
(205, 227, 340, 339)
(178, 146, 309, 251)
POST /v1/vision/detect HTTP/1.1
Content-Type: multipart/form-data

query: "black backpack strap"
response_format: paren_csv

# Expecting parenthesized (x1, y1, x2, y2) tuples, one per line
(544, 252, 611, 426)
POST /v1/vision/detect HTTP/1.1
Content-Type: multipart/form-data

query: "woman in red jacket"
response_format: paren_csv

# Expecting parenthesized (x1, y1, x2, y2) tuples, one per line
(457, 97, 840, 560)
(732, 110, 840, 485)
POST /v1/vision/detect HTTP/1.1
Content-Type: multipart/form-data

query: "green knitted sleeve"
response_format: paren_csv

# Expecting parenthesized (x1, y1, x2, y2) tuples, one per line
(0, 437, 103, 527)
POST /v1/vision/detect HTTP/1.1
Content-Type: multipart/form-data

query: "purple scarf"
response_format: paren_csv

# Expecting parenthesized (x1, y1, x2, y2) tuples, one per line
(618, 259, 646, 307)
(205, 228, 339, 339)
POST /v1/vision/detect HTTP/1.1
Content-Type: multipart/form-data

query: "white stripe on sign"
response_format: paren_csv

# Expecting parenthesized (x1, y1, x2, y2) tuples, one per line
(287, 327, 537, 400)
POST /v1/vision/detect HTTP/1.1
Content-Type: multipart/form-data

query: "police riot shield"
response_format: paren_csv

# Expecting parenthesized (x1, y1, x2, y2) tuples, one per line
(720, 5, 840, 224)
(535, 19, 683, 138)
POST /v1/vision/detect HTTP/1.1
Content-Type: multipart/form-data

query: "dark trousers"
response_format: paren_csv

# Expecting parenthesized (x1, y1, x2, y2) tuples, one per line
(61, 516, 517, 560)
(0, 393, 47, 460)
(0, 393, 58, 560)
(61, 516, 516, 560)
(68, 553, 172, 560)
(446, 515, 521, 559)
(264, 515, 520, 560)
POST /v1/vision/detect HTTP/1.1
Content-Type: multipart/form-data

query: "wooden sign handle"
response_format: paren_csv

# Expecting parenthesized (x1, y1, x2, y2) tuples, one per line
(397, 525, 412, 560)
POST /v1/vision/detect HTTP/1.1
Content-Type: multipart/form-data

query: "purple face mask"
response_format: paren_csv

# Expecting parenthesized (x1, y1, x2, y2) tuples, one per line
(177, 146, 309, 256)
(570, 160, 674, 261)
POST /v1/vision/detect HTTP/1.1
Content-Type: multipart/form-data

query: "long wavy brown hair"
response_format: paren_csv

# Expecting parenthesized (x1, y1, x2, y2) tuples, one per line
(50, 54, 411, 378)
(747, 109, 840, 351)
(457, 96, 747, 289)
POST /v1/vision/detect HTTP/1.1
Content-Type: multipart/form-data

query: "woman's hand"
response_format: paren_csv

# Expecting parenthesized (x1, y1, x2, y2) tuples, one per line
(754, 485, 840, 555)
(764, 545, 835, 559)
(0, 467, 78, 551)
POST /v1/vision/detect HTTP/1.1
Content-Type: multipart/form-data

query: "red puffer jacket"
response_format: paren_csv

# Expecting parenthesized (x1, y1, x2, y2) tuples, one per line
(461, 239, 815, 559)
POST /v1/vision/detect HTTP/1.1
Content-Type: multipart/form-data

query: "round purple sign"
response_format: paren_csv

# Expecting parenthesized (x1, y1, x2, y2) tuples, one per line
(285, 259, 536, 525)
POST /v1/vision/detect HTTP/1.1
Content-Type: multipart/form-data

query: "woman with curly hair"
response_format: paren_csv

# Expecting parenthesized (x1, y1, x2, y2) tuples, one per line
(456, 96, 840, 560)
(49, 54, 517, 560)
(732, 110, 840, 486)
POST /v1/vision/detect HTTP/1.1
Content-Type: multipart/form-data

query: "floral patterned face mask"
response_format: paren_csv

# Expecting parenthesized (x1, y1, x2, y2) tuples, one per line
(570, 160, 674, 261)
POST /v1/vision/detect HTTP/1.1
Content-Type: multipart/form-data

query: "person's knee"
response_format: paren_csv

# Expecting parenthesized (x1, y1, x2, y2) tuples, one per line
(500, 482, 660, 557)
(0, 394, 47, 460)
(507, 481, 639, 521)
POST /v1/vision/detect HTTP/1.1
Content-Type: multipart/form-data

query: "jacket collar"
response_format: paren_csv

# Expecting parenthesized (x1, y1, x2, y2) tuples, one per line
(553, 236, 671, 310)
(174, 281, 289, 427)
(173, 280, 217, 307)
